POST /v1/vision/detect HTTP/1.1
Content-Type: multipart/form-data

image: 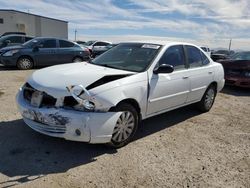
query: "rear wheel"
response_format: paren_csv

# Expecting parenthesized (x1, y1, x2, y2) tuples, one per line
(197, 85, 216, 112)
(109, 103, 139, 148)
(17, 57, 33, 70)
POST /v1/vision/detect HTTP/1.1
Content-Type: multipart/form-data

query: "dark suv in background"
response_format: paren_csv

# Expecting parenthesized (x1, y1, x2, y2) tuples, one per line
(0, 37, 90, 69)
(0, 34, 33, 49)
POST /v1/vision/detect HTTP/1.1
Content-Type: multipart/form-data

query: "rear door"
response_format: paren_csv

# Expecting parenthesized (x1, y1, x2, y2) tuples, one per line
(58, 40, 77, 64)
(184, 45, 214, 103)
(33, 39, 58, 66)
(147, 45, 190, 115)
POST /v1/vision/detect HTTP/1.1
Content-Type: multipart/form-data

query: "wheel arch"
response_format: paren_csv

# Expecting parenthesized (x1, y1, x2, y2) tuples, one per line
(109, 98, 142, 121)
(16, 55, 35, 66)
(208, 81, 218, 93)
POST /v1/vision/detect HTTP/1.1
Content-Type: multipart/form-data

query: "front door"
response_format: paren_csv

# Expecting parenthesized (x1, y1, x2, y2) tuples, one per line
(147, 45, 190, 115)
(34, 39, 58, 66)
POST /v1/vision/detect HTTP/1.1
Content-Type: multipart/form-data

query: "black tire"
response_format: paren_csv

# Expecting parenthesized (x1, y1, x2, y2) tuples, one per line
(197, 85, 216, 112)
(72, 57, 83, 62)
(109, 103, 139, 148)
(17, 57, 33, 70)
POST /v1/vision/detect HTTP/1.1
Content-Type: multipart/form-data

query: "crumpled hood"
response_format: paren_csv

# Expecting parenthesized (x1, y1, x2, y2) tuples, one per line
(27, 62, 133, 97)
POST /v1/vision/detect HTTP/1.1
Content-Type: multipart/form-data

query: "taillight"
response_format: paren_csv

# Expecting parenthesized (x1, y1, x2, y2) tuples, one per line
(85, 48, 91, 55)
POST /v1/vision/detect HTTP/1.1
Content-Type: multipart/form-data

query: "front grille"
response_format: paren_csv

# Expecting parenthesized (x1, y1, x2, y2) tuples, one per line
(23, 83, 57, 107)
(23, 83, 35, 102)
(63, 96, 78, 108)
(23, 83, 82, 111)
(41, 93, 57, 107)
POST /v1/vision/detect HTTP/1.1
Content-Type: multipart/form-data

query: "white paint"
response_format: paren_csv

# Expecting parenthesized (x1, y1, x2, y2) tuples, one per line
(16, 41, 225, 144)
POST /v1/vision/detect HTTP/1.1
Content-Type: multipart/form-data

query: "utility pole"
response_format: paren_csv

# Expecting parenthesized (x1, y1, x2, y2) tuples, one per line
(228, 38, 232, 52)
(74, 29, 77, 41)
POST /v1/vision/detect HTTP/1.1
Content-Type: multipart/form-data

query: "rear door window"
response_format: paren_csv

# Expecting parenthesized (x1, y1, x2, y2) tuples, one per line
(200, 51, 210, 65)
(59, 40, 75, 48)
(40, 39, 57, 48)
(186, 45, 203, 68)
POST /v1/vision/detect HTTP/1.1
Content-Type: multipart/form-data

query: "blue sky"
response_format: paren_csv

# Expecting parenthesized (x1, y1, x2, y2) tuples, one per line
(1, 0, 250, 49)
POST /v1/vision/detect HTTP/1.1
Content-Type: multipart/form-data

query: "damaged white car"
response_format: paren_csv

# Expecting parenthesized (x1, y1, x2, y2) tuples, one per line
(16, 42, 225, 147)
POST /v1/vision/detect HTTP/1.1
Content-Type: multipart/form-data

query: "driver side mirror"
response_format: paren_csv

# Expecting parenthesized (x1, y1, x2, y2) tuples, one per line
(153, 64, 174, 74)
(33, 44, 43, 51)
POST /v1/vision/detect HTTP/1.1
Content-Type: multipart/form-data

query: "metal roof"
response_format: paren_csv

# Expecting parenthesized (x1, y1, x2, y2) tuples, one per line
(0, 9, 68, 23)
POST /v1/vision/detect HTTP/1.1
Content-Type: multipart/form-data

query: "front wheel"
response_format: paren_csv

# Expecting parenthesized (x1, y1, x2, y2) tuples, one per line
(17, 57, 33, 70)
(197, 85, 216, 112)
(109, 103, 139, 148)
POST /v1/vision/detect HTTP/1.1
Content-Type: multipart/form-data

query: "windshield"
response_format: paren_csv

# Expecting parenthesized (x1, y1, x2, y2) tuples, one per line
(22, 38, 41, 48)
(0, 35, 10, 47)
(91, 43, 162, 72)
(230, 52, 250, 60)
(84, 41, 95, 46)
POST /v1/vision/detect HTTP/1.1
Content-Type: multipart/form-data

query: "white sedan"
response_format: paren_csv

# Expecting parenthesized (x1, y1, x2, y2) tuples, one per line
(16, 41, 225, 147)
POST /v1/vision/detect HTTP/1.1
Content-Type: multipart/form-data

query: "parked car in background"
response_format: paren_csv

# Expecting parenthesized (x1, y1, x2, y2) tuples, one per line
(0, 34, 33, 49)
(218, 51, 250, 88)
(75, 40, 85, 45)
(0, 32, 26, 38)
(211, 53, 228, 61)
(0, 37, 90, 69)
(211, 50, 234, 61)
(16, 41, 224, 147)
(84, 40, 111, 57)
(200, 46, 211, 57)
(92, 43, 118, 58)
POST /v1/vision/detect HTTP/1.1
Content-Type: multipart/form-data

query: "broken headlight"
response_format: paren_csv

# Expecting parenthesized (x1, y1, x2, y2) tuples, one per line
(67, 85, 95, 111)
(2, 49, 19, 56)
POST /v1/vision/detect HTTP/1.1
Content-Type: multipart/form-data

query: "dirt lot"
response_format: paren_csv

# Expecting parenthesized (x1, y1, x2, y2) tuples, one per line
(0, 66, 249, 188)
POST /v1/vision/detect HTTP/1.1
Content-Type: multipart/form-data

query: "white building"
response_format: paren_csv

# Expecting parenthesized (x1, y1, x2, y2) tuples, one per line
(0, 9, 68, 39)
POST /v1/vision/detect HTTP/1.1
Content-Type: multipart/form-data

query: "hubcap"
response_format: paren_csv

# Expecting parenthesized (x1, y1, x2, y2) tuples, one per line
(20, 58, 31, 69)
(112, 111, 135, 143)
(205, 88, 215, 109)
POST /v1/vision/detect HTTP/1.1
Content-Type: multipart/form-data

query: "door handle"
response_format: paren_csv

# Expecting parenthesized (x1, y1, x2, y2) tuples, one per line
(182, 76, 189, 79)
(208, 71, 213, 74)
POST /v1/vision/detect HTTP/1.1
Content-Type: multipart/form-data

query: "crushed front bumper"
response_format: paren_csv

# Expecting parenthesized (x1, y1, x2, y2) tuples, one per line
(16, 88, 122, 143)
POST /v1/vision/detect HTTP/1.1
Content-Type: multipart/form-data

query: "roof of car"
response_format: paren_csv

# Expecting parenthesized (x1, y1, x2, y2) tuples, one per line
(1, 34, 33, 37)
(121, 41, 198, 47)
(32, 37, 69, 40)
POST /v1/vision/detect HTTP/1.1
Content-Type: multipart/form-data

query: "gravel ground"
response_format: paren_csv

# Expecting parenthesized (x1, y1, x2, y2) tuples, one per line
(0, 66, 249, 188)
